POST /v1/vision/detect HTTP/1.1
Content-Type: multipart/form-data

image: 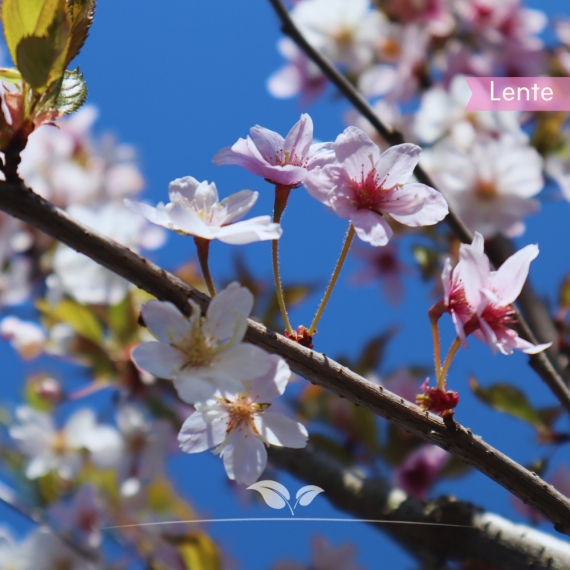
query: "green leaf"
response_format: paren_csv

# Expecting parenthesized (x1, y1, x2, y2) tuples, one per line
(176, 535, 221, 570)
(469, 378, 545, 427)
(107, 293, 137, 344)
(0, 67, 22, 84)
(37, 298, 104, 345)
(65, 0, 96, 65)
(54, 68, 87, 114)
(16, 35, 57, 88)
(13, 1, 71, 92)
(2, 0, 61, 63)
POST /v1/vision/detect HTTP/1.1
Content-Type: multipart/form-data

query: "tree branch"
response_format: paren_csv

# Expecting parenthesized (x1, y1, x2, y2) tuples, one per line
(0, 181, 569, 535)
(266, 0, 570, 413)
(269, 445, 570, 570)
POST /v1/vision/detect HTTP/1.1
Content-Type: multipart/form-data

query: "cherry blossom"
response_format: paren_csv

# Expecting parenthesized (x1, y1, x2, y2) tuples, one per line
(414, 75, 526, 147)
(394, 444, 449, 498)
(20, 527, 102, 570)
(304, 127, 448, 246)
(178, 355, 308, 485)
(115, 403, 177, 493)
(442, 232, 551, 355)
(125, 176, 282, 244)
(131, 282, 274, 403)
(48, 484, 103, 548)
(0, 316, 46, 360)
(51, 202, 165, 305)
(212, 114, 334, 188)
(291, 0, 387, 74)
(267, 38, 327, 104)
(19, 106, 145, 209)
(9, 407, 123, 480)
(423, 135, 543, 238)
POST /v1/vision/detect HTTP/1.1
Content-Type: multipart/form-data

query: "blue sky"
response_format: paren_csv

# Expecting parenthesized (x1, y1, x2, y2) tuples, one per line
(1, 1, 570, 569)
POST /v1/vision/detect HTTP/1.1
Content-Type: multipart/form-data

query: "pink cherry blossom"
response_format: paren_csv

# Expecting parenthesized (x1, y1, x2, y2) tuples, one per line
(126, 177, 282, 244)
(131, 282, 274, 403)
(304, 127, 448, 246)
(394, 444, 449, 499)
(178, 355, 308, 485)
(442, 232, 551, 355)
(267, 38, 327, 104)
(212, 114, 334, 188)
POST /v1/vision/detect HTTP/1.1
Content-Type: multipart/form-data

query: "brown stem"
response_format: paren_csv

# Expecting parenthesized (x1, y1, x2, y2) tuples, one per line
(266, 0, 570, 415)
(0, 180, 569, 533)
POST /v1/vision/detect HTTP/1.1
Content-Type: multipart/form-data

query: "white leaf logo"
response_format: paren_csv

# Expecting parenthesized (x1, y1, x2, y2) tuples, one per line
(247, 480, 293, 514)
(295, 485, 325, 508)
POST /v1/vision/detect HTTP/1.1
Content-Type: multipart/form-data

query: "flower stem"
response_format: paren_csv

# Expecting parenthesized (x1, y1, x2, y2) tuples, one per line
(194, 237, 216, 297)
(272, 185, 294, 335)
(430, 316, 442, 382)
(308, 223, 355, 335)
(438, 337, 461, 390)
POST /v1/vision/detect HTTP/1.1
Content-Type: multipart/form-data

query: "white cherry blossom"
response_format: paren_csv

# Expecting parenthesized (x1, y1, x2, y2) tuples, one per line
(291, 0, 387, 74)
(51, 202, 165, 305)
(9, 407, 122, 480)
(131, 282, 274, 403)
(178, 355, 308, 485)
(126, 177, 282, 244)
(423, 135, 543, 238)
(414, 75, 526, 146)
(0, 316, 46, 360)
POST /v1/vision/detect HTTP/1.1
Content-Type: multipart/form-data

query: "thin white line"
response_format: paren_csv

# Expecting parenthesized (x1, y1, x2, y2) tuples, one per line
(103, 518, 474, 530)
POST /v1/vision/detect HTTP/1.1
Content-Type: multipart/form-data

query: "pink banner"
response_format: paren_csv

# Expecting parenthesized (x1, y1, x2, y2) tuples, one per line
(465, 77, 570, 111)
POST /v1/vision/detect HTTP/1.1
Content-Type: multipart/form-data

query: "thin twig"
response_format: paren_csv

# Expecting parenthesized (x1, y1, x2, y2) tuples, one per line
(0, 180, 569, 534)
(266, 0, 570, 412)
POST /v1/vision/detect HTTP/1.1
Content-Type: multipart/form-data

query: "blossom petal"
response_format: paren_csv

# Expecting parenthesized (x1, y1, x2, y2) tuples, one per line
(283, 114, 313, 164)
(211, 344, 273, 387)
(490, 244, 539, 306)
(250, 355, 291, 402)
(220, 428, 267, 485)
(375, 144, 421, 189)
(167, 203, 213, 238)
(205, 282, 253, 340)
(254, 412, 308, 448)
(457, 234, 490, 307)
(131, 341, 185, 379)
(173, 375, 217, 404)
(178, 410, 228, 453)
(141, 301, 191, 345)
(303, 165, 339, 206)
(351, 209, 393, 246)
(219, 190, 258, 225)
(124, 199, 171, 229)
(216, 217, 283, 244)
(191, 180, 220, 211)
(249, 126, 285, 163)
(387, 184, 448, 227)
(168, 176, 201, 203)
(334, 126, 380, 177)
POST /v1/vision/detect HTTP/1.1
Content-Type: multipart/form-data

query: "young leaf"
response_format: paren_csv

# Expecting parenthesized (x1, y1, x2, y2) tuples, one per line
(37, 298, 104, 346)
(2, 0, 60, 64)
(246, 480, 290, 509)
(65, 0, 97, 65)
(469, 378, 545, 427)
(0, 68, 22, 84)
(295, 485, 324, 507)
(177, 533, 221, 570)
(54, 68, 87, 114)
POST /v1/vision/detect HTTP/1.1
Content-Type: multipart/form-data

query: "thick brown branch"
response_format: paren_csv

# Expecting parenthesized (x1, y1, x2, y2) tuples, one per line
(0, 181, 569, 535)
(270, 446, 570, 570)
(267, 0, 570, 410)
